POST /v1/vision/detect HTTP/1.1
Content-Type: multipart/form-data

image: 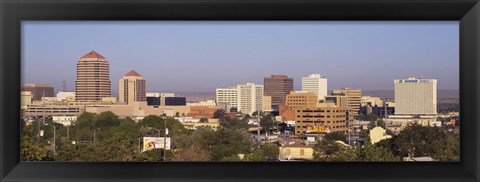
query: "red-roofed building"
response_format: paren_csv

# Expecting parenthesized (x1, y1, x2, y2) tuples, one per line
(80, 50, 106, 59)
(125, 70, 142, 77)
(119, 70, 146, 104)
(75, 50, 111, 101)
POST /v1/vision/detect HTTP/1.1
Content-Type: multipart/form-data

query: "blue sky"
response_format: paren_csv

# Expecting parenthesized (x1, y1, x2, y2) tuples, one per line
(22, 21, 459, 93)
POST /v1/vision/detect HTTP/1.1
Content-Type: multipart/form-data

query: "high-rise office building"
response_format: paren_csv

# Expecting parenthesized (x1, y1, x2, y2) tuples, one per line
(394, 77, 437, 115)
(75, 50, 111, 101)
(332, 87, 362, 116)
(119, 70, 146, 104)
(216, 86, 238, 108)
(264, 75, 293, 108)
(301, 74, 327, 101)
(237, 83, 264, 115)
(21, 84, 54, 101)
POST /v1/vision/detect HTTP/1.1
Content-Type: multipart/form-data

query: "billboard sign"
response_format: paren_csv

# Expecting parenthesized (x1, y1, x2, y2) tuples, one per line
(142, 137, 171, 151)
(306, 125, 331, 134)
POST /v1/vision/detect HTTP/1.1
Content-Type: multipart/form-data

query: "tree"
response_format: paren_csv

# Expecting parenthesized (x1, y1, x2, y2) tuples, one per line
(260, 114, 274, 132)
(358, 140, 399, 161)
(392, 124, 459, 161)
(21, 137, 49, 161)
(208, 129, 252, 161)
(219, 117, 249, 130)
(94, 111, 120, 129)
(324, 132, 347, 143)
(313, 139, 357, 161)
(172, 146, 209, 161)
(245, 144, 279, 161)
(213, 109, 226, 119)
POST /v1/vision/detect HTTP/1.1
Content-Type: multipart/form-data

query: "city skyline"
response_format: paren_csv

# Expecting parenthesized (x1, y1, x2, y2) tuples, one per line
(23, 21, 459, 92)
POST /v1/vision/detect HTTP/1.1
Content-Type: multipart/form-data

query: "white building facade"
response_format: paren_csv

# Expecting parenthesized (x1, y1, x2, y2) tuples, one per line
(216, 87, 238, 108)
(301, 74, 328, 101)
(237, 83, 264, 115)
(394, 77, 437, 115)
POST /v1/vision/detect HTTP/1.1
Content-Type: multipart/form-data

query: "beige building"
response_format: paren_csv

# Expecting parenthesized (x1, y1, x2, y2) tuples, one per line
(285, 91, 318, 110)
(369, 127, 392, 144)
(323, 95, 349, 108)
(262, 96, 272, 112)
(394, 77, 437, 115)
(187, 100, 217, 106)
(75, 50, 111, 102)
(25, 104, 85, 117)
(386, 115, 437, 134)
(119, 70, 146, 104)
(21, 91, 33, 110)
(85, 102, 190, 118)
(361, 96, 383, 107)
(332, 87, 362, 116)
(279, 145, 314, 160)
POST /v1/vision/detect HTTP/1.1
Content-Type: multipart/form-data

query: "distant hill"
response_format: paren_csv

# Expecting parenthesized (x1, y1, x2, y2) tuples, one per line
(124, 89, 459, 102)
(360, 89, 459, 99)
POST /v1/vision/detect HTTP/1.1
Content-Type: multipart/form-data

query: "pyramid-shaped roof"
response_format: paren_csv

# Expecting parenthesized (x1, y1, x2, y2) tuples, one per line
(80, 50, 106, 59)
(125, 70, 141, 77)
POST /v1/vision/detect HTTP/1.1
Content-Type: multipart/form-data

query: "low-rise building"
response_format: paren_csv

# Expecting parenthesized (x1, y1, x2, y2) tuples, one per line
(186, 100, 217, 106)
(369, 127, 392, 144)
(181, 122, 220, 131)
(188, 106, 218, 119)
(26, 104, 85, 117)
(279, 144, 314, 160)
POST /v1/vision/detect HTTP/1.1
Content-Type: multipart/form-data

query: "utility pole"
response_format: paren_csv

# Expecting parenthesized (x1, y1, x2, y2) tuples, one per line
(164, 120, 167, 162)
(42, 90, 46, 125)
(384, 100, 388, 130)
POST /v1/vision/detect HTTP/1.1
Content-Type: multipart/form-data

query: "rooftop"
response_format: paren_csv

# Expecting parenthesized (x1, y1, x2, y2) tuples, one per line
(80, 50, 106, 59)
(125, 70, 141, 77)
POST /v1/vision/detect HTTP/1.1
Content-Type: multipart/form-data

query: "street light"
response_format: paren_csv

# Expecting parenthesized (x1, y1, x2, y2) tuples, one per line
(44, 123, 56, 156)
(147, 126, 164, 161)
(148, 127, 161, 137)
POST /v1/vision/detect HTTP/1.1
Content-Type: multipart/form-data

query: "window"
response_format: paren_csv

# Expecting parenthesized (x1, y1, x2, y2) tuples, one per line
(300, 149, 305, 156)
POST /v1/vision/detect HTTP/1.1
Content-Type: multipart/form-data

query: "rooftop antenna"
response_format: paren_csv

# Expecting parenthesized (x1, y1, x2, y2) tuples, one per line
(62, 80, 67, 92)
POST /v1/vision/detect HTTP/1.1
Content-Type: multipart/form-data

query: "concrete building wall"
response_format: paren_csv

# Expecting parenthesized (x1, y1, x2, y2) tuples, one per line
(285, 91, 318, 110)
(394, 77, 437, 115)
(216, 87, 238, 106)
(21, 91, 33, 110)
(262, 96, 272, 111)
(294, 106, 353, 135)
(332, 87, 362, 116)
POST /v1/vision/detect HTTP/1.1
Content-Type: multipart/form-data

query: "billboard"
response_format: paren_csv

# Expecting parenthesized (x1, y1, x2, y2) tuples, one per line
(306, 125, 331, 134)
(142, 137, 171, 152)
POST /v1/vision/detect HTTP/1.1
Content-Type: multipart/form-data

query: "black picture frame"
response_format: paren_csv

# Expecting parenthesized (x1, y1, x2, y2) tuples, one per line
(1, 0, 479, 181)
